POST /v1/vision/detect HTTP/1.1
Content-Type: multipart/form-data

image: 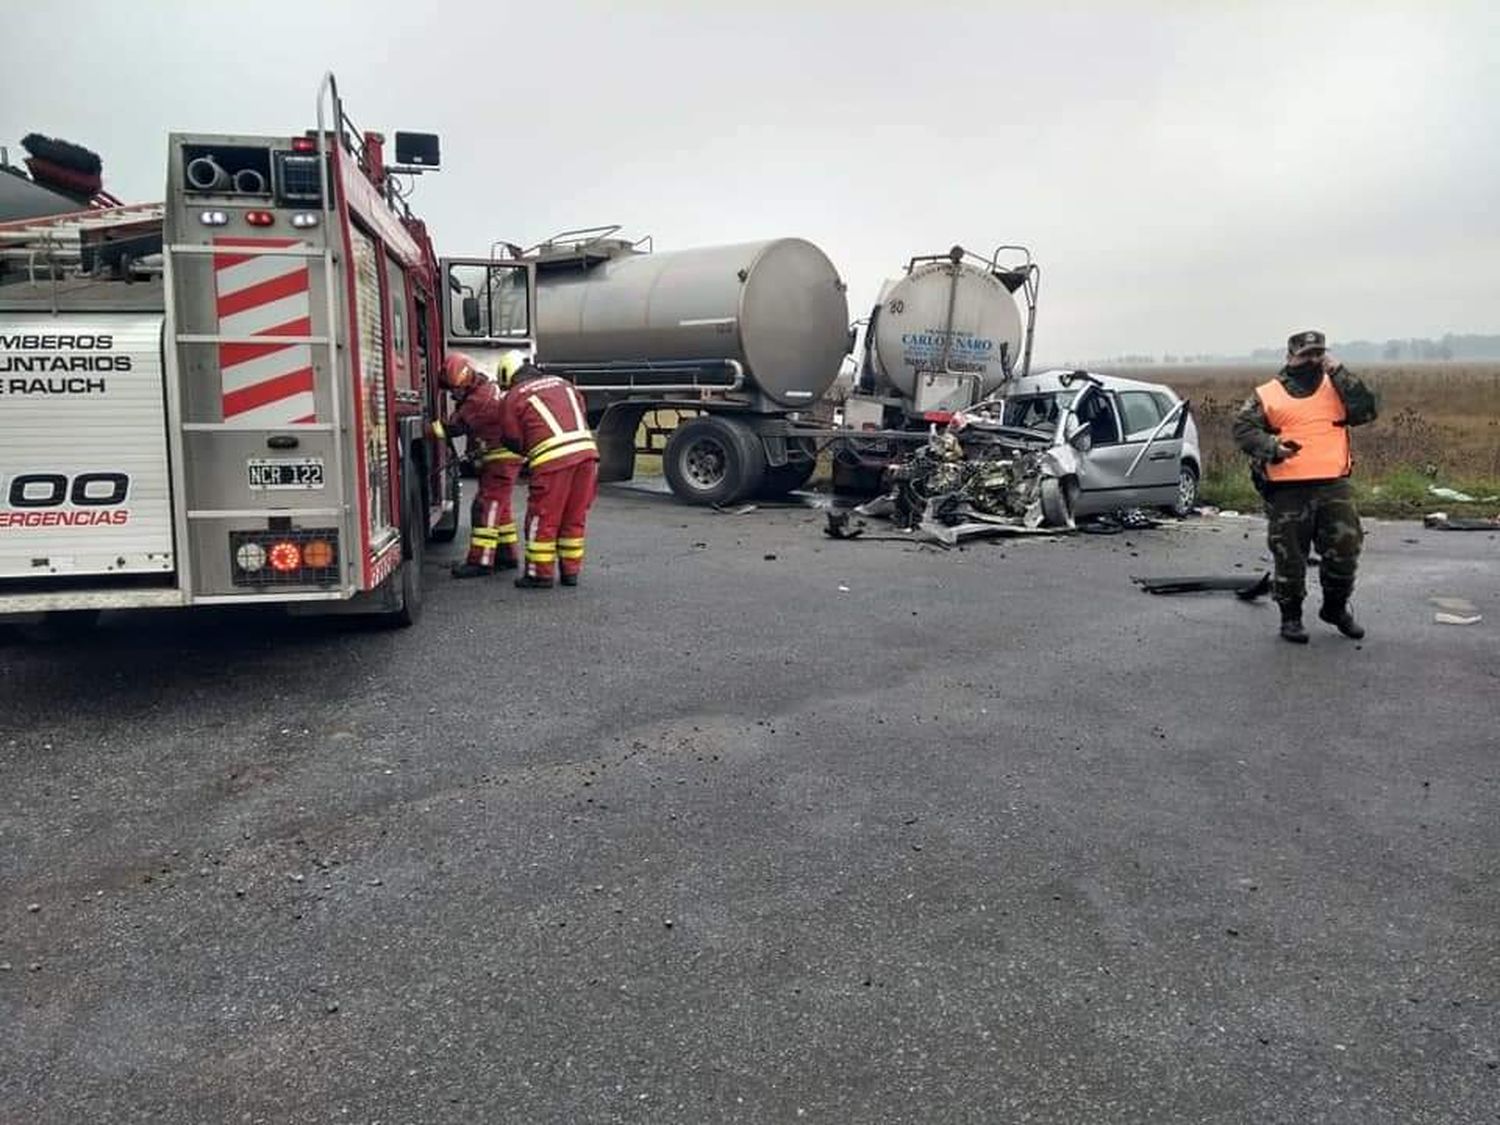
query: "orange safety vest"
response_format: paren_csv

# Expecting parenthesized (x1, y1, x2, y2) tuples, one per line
(1255, 373, 1351, 482)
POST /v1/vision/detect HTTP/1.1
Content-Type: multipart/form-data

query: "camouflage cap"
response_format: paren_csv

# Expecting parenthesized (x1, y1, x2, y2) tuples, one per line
(1288, 329, 1327, 355)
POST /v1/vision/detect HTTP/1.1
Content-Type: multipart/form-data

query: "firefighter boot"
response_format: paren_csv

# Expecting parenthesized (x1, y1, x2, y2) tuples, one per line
(559, 574, 579, 587)
(514, 573, 555, 590)
(495, 549, 520, 572)
(1279, 603, 1309, 644)
(1318, 596, 1365, 639)
(450, 562, 493, 579)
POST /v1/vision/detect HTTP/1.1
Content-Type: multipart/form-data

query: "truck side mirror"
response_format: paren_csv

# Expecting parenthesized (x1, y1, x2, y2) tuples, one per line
(394, 132, 441, 169)
(461, 296, 482, 333)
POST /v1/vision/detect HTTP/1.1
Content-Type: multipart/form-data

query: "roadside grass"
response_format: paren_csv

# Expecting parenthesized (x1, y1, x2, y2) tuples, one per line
(1106, 362, 1500, 518)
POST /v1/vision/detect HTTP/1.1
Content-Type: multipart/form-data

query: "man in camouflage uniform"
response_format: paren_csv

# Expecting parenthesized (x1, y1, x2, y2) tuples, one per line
(1233, 330, 1379, 644)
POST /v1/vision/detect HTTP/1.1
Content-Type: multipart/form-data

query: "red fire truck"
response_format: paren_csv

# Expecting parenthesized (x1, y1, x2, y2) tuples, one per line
(0, 74, 533, 628)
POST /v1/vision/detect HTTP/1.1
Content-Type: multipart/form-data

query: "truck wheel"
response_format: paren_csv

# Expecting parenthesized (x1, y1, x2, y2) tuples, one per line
(429, 464, 461, 544)
(757, 438, 818, 498)
(664, 416, 766, 505)
(386, 468, 425, 628)
(1039, 476, 1079, 529)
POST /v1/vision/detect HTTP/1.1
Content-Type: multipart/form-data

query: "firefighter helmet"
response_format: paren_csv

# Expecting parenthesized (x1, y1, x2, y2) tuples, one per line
(496, 350, 527, 387)
(441, 352, 482, 393)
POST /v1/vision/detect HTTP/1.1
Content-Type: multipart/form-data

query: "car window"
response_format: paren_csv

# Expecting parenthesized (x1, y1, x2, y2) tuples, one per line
(1076, 389, 1121, 445)
(1000, 392, 1074, 430)
(1150, 391, 1176, 418)
(1118, 391, 1165, 438)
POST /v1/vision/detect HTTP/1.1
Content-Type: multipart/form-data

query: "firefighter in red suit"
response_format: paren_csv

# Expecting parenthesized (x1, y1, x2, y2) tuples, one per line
(496, 351, 600, 588)
(427, 352, 523, 578)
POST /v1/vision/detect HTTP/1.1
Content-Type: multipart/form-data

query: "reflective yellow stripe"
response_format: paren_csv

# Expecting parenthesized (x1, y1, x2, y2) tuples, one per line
(528, 428, 595, 458)
(558, 547, 584, 560)
(530, 436, 598, 469)
(557, 537, 584, 547)
(496, 531, 519, 545)
(431, 421, 447, 440)
(482, 448, 523, 463)
(470, 531, 501, 547)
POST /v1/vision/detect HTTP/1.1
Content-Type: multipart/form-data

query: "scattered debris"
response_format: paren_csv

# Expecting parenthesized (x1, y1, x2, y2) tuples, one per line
(824, 511, 865, 540)
(1131, 572, 1272, 600)
(1423, 512, 1500, 531)
(712, 502, 759, 516)
(1082, 508, 1161, 533)
(1435, 612, 1482, 626)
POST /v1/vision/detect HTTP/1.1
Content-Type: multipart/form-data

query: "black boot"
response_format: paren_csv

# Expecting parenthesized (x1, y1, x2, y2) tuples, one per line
(559, 573, 579, 587)
(450, 562, 492, 579)
(1279, 603, 1309, 644)
(514, 573, 555, 589)
(1319, 597, 1365, 639)
(495, 554, 519, 571)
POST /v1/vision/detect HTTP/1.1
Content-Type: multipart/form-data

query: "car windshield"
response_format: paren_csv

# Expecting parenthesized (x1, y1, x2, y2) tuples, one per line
(998, 391, 1077, 431)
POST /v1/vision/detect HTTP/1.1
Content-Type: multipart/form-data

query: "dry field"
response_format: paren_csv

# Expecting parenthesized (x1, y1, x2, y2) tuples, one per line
(1103, 362, 1500, 512)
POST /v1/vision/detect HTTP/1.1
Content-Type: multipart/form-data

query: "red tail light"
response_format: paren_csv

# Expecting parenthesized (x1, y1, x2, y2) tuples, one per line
(245, 210, 275, 227)
(268, 541, 302, 572)
(291, 136, 318, 153)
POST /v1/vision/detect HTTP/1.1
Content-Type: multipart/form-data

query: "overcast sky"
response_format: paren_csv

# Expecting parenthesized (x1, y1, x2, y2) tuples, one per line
(4, 1, 1495, 359)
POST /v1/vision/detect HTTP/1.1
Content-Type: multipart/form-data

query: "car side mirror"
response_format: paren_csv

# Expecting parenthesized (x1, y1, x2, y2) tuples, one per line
(1065, 416, 1092, 451)
(461, 296, 482, 333)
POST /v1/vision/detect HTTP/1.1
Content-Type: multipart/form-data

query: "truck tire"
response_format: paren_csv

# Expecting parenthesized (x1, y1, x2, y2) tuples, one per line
(663, 416, 766, 506)
(428, 462, 461, 544)
(1039, 476, 1078, 529)
(385, 465, 425, 628)
(757, 438, 818, 498)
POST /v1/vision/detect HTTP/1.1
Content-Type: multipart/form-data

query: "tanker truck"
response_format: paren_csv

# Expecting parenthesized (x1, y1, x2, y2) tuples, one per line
(524, 227, 851, 505)
(835, 244, 1039, 491)
(518, 231, 1037, 505)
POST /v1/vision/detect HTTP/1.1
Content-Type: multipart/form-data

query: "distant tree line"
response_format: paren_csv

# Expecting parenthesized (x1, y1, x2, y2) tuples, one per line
(1073, 333, 1500, 368)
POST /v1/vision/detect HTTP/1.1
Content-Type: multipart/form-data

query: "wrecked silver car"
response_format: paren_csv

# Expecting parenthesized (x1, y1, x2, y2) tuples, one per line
(837, 369, 1198, 544)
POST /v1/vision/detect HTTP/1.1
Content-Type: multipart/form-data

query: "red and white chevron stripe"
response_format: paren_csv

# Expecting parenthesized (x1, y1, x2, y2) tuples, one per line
(213, 238, 316, 425)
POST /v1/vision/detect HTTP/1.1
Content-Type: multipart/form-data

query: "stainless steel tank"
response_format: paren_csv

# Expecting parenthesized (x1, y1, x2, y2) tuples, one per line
(535, 238, 850, 409)
(867, 257, 1024, 401)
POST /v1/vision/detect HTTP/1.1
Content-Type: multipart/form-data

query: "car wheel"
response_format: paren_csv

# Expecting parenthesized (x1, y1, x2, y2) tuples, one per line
(1171, 463, 1200, 517)
(1039, 476, 1078, 529)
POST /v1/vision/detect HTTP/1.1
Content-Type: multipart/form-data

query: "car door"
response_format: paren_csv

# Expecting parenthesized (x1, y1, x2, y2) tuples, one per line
(1115, 389, 1184, 507)
(1071, 387, 1181, 515)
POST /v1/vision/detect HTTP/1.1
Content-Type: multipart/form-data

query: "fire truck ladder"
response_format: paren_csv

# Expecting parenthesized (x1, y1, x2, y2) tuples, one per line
(162, 232, 354, 597)
(0, 201, 166, 286)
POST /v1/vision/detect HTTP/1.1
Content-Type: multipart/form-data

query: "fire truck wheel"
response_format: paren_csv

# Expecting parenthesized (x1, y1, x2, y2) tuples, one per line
(663, 415, 766, 506)
(429, 465, 461, 544)
(387, 469, 425, 628)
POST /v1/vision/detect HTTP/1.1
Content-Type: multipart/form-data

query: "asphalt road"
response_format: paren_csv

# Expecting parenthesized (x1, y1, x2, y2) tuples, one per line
(2, 484, 1496, 1124)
